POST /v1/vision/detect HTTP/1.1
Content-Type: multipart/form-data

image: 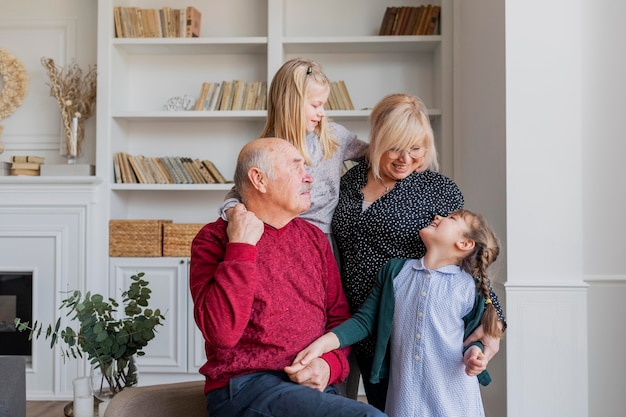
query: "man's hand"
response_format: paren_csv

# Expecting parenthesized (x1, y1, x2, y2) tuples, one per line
(463, 324, 501, 362)
(284, 357, 330, 392)
(226, 203, 264, 245)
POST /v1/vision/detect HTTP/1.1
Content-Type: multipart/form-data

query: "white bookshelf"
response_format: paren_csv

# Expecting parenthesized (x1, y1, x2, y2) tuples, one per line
(96, 0, 451, 382)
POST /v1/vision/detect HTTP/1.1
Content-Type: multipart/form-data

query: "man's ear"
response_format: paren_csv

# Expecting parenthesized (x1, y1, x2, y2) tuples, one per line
(456, 238, 475, 252)
(248, 168, 267, 192)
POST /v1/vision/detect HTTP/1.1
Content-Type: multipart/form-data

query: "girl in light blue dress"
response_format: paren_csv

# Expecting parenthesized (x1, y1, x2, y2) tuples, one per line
(287, 209, 504, 417)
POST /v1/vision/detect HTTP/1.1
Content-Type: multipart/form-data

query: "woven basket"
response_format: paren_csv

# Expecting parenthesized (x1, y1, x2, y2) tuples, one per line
(109, 219, 172, 257)
(163, 223, 205, 257)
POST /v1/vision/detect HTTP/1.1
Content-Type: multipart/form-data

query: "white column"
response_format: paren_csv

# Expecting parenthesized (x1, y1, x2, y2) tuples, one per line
(505, 1, 587, 416)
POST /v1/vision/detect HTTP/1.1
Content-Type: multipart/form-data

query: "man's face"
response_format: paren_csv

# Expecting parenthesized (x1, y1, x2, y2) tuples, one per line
(267, 143, 313, 216)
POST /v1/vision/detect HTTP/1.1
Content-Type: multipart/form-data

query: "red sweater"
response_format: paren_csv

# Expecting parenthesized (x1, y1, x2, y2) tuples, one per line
(190, 218, 351, 394)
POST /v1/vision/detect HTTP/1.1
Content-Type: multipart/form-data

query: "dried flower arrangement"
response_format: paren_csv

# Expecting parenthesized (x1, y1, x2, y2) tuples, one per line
(0, 48, 29, 154)
(41, 57, 97, 157)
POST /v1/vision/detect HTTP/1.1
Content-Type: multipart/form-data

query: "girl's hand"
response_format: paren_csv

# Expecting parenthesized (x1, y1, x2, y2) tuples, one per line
(463, 345, 487, 376)
(285, 333, 340, 374)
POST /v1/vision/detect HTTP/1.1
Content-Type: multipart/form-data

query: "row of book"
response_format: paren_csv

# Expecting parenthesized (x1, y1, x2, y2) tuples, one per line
(5, 155, 45, 176)
(113, 6, 201, 38)
(114, 152, 229, 185)
(379, 5, 441, 36)
(326, 81, 355, 111)
(194, 80, 267, 111)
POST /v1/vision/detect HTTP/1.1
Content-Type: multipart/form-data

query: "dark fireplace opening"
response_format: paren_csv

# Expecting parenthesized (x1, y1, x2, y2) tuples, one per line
(0, 272, 33, 356)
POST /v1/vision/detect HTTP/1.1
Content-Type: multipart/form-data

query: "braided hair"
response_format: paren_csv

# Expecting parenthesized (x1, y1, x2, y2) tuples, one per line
(455, 209, 503, 339)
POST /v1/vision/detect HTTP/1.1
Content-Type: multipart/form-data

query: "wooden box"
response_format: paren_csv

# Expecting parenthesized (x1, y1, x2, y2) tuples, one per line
(109, 219, 172, 257)
(163, 223, 205, 257)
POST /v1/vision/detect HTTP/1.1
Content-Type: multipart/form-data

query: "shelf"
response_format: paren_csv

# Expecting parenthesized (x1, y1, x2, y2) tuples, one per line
(111, 109, 440, 121)
(282, 35, 441, 54)
(0, 176, 102, 185)
(112, 110, 267, 121)
(113, 37, 268, 55)
(110, 183, 233, 191)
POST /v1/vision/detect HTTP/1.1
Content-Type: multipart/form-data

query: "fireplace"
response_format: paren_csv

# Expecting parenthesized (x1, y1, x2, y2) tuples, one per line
(0, 272, 33, 355)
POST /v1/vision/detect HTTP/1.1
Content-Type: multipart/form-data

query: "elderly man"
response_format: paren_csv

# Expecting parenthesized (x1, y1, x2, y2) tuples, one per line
(190, 138, 385, 417)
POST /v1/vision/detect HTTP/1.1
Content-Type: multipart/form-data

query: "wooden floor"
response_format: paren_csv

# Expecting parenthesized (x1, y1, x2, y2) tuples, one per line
(26, 401, 67, 417)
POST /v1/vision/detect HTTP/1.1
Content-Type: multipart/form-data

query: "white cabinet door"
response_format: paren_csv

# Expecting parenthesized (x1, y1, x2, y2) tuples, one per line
(109, 257, 189, 374)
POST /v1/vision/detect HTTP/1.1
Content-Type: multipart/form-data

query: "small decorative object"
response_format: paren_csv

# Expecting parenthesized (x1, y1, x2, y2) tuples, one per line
(0, 48, 29, 154)
(41, 57, 97, 162)
(72, 376, 94, 417)
(15, 272, 165, 399)
(163, 94, 196, 111)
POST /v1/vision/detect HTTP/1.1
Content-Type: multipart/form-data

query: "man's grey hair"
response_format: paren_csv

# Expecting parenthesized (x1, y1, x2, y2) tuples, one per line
(233, 144, 277, 195)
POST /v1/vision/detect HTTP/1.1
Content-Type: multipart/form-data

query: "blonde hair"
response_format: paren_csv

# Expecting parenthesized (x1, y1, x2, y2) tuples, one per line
(454, 209, 503, 339)
(367, 93, 439, 180)
(261, 58, 339, 165)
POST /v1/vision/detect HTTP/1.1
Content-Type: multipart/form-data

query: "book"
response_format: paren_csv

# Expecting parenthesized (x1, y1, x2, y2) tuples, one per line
(10, 155, 45, 164)
(40, 164, 94, 176)
(118, 152, 137, 183)
(255, 81, 267, 110)
(10, 161, 42, 170)
(113, 6, 124, 38)
(160, 156, 183, 184)
(404, 6, 421, 35)
(392, 6, 410, 36)
(113, 153, 122, 183)
(202, 160, 226, 183)
(193, 159, 215, 183)
(127, 154, 149, 184)
(378, 7, 393, 36)
(10, 168, 39, 176)
(424, 6, 441, 36)
(410, 6, 426, 35)
(155, 158, 174, 184)
(181, 157, 205, 184)
(339, 80, 354, 110)
(231, 80, 244, 110)
(416, 5, 432, 35)
(173, 157, 193, 184)
(387, 7, 401, 36)
(207, 82, 221, 110)
(218, 81, 233, 111)
(380, 6, 398, 36)
(194, 82, 211, 111)
(186, 6, 201, 37)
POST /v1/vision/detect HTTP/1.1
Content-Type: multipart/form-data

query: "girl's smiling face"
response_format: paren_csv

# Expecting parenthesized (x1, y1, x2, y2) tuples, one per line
(304, 81, 330, 132)
(420, 212, 471, 248)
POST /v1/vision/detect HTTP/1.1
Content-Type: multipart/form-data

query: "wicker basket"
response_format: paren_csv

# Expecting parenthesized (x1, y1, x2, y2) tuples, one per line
(163, 223, 205, 257)
(109, 219, 173, 257)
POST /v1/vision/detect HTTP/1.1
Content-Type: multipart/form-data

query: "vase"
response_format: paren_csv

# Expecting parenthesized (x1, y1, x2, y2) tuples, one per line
(60, 114, 84, 164)
(90, 355, 138, 401)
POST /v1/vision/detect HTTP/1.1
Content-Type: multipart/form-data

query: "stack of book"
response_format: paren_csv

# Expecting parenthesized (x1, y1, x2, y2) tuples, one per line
(9, 155, 45, 176)
(113, 6, 201, 38)
(379, 5, 441, 36)
(194, 80, 268, 111)
(114, 153, 229, 185)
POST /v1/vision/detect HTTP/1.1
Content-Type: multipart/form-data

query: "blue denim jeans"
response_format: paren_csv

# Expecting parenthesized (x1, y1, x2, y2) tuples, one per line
(205, 371, 386, 417)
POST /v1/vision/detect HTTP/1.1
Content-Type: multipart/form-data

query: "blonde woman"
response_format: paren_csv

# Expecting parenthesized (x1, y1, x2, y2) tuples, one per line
(330, 93, 506, 410)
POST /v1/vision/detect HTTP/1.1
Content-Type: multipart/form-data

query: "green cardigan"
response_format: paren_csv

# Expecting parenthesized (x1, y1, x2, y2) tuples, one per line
(332, 258, 492, 386)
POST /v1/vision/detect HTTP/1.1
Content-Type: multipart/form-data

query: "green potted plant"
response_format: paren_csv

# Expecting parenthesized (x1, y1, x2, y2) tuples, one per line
(15, 272, 165, 399)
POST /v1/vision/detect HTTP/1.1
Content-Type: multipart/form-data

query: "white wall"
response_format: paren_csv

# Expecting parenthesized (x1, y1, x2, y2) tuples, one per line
(454, 1, 507, 416)
(582, 0, 626, 415)
(0, 0, 98, 165)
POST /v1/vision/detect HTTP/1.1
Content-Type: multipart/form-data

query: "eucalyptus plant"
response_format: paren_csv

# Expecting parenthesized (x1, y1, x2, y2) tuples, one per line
(15, 272, 165, 396)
